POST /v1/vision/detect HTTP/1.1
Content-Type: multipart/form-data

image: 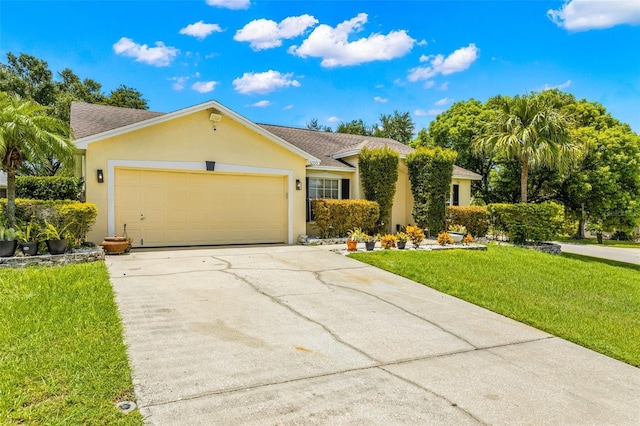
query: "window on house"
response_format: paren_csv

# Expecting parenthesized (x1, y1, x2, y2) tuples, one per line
(452, 184, 460, 206)
(307, 178, 344, 222)
(308, 178, 340, 199)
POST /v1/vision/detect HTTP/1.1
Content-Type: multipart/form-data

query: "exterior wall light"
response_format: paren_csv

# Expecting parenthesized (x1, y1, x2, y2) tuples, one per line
(296, 179, 302, 190)
(97, 169, 104, 183)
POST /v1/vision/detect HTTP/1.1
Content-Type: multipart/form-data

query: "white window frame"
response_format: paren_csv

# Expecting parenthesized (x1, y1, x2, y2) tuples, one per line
(308, 177, 341, 200)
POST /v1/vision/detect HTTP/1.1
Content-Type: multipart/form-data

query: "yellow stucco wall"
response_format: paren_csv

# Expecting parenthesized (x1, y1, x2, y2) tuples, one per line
(451, 178, 473, 206)
(84, 109, 308, 244)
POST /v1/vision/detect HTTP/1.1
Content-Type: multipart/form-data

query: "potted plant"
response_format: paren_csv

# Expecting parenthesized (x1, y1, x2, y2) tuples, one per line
(0, 226, 20, 257)
(405, 225, 425, 249)
(18, 222, 39, 256)
(365, 233, 380, 251)
(448, 224, 467, 243)
(395, 232, 408, 249)
(346, 227, 366, 251)
(42, 221, 71, 255)
(380, 234, 397, 250)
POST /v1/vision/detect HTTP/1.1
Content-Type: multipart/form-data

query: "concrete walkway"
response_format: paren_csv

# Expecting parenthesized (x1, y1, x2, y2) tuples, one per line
(107, 246, 640, 425)
(556, 242, 640, 265)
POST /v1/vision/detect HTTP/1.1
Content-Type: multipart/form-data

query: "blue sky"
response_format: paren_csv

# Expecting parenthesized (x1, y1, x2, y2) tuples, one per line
(1, 0, 639, 133)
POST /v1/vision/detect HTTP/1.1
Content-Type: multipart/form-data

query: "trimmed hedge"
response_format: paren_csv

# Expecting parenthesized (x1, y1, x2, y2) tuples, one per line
(312, 199, 379, 238)
(16, 176, 83, 201)
(487, 202, 564, 244)
(406, 147, 457, 236)
(0, 199, 98, 246)
(446, 206, 489, 237)
(359, 146, 399, 232)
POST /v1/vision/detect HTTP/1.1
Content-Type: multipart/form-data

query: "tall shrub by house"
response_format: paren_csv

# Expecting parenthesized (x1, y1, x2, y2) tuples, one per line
(16, 176, 83, 201)
(358, 146, 399, 232)
(311, 199, 379, 238)
(406, 147, 457, 235)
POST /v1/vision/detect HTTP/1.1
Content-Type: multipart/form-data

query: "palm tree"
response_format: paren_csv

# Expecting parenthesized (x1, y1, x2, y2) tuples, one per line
(473, 93, 581, 203)
(0, 93, 75, 227)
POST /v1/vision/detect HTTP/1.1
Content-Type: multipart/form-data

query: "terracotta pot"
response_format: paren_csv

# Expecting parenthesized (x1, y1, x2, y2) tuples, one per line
(346, 239, 358, 251)
(101, 236, 130, 255)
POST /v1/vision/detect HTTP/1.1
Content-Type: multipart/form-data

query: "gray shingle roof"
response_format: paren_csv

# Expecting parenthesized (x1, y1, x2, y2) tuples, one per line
(258, 124, 412, 169)
(71, 102, 165, 139)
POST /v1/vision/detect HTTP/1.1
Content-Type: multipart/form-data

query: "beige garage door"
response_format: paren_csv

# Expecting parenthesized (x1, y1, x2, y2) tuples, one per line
(115, 168, 287, 247)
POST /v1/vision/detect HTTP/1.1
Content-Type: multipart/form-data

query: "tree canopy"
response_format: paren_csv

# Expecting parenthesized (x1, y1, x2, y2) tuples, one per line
(0, 93, 75, 227)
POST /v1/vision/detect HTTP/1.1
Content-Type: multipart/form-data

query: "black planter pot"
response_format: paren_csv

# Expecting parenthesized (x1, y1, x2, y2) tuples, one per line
(19, 241, 39, 256)
(397, 241, 406, 250)
(365, 241, 375, 251)
(46, 239, 67, 255)
(0, 240, 18, 257)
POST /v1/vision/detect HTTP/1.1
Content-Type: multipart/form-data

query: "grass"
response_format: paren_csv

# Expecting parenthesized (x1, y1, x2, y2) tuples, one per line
(350, 245, 640, 367)
(555, 236, 640, 249)
(0, 263, 142, 425)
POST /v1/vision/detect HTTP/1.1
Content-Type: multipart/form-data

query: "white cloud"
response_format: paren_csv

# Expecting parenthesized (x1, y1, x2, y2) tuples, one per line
(439, 82, 449, 91)
(435, 97, 454, 106)
(326, 116, 341, 123)
(249, 100, 271, 107)
(233, 70, 300, 95)
(179, 21, 223, 40)
(235, 15, 318, 50)
(169, 76, 188, 91)
(542, 79, 572, 91)
(283, 104, 294, 110)
(289, 13, 415, 67)
(374, 96, 388, 103)
(205, 0, 250, 10)
(417, 39, 428, 46)
(423, 80, 436, 89)
(408, 44, 479, 82)
(191, 81, 218, 93)
(113, 37, 179, 67)
(548, 0, 640, 31)
(415, 108, 443, 117)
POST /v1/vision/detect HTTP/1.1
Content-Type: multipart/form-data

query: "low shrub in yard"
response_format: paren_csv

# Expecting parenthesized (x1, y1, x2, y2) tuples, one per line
(487, 202, 564, 244)
(16, 176, 83, 201)
(312, 199, 379, 238)
(446, 205, 489, 237)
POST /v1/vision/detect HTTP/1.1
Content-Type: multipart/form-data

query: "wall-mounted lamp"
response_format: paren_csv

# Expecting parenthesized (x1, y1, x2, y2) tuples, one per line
(210, 113, 222, 132)
(296, 179, 302, 190)
(97, 169, 104, 183)
(206, 161, 216, 171)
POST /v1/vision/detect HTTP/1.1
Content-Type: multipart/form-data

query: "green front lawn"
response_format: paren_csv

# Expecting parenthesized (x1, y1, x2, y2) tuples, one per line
(0, 263, 142, 425)
(350, 246, 640, 367)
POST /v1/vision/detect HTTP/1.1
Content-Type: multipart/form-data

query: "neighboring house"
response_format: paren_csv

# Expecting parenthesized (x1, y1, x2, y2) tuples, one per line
(0, 171, 6, 198)
(72, 100, 481, 247)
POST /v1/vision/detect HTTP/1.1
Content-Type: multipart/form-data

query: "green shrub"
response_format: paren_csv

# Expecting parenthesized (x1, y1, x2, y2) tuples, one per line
(359, 146, 399, 232)
(446, 206, 489, 237)
(312, 199, 379, 238)
(0, 199, 98, 246)
(16, 176, 83, 201)
(487, 202, 565, 244)
(406, 147, 457, 236)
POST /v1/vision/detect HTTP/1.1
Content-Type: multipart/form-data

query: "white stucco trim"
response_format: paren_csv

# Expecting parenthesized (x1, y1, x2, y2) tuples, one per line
(106, 159, 295, 244)
(306, 166, 356, 173)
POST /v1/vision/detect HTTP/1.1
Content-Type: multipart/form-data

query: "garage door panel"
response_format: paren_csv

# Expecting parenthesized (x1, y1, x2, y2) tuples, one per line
(115, 168, 286, 247)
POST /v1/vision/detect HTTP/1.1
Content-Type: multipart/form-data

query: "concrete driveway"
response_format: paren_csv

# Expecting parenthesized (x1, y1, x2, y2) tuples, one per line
(107, 245, 640, 425)
(556, 242, 640, 265)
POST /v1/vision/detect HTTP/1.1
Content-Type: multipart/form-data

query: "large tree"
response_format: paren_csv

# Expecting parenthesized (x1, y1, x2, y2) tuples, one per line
(374, 110, 414, 144)
(473, 93, 582, 203)
(413, 98, 500, 201)
(336, 119, 372, 136)
(0, 93, 75, 227)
